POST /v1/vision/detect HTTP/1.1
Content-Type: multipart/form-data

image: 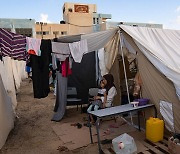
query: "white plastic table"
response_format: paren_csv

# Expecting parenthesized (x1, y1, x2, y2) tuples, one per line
(88, 103, 157, 154)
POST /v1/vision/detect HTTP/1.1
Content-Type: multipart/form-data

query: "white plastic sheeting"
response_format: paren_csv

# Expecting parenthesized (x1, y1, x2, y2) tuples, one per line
(0, 57, 27, 109)
(81, 28, 118, 53)
(0, 75, 14, 149)
(2, 57, 17, 109)
(12, 59, 21, 90)
(120, 25, 180, 100)
(98, 48, 108, 76)
(0, 57, 27, 149)
(160, 100, 175, 132)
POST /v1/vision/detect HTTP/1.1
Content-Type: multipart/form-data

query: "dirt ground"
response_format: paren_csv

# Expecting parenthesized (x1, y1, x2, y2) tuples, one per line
(0, 78, 171, 154)
(0, 79, 99, 154)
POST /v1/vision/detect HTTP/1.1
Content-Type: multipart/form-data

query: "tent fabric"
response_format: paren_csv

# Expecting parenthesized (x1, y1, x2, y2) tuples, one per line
(160, 100, 174, 132)
(1, 57, 17, 109)
(11, 60, 27, 90)
(0, 57, 27, 110)
(15, 60, 22, 84)
(81, 28, 118, 53)
(120, 25, 180, 100)
(104, 31, 120, 72)
(56, 28, 118, 64)
(137, 51, 180, 133)
(57, 28, 118, 53)
(119, 25, 180, 132)
(57, 34, 81, 43)
(97, 32, 120, 77)
(98, 48, 108, 76)
(109, 57, 121, 106)
(0, 75, 14, 149)
(19, 61, 28, 80)
(12, 59, 21, 90)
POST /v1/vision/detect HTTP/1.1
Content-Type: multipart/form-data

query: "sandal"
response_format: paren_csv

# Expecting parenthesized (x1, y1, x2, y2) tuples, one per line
(77, 123, 82, 129)
(84, 123, 92, 127)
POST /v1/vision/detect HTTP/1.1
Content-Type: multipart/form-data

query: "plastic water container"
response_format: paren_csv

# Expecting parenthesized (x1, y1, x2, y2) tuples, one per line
(146, 117, 164, 142)
(112, 133, 137, 154)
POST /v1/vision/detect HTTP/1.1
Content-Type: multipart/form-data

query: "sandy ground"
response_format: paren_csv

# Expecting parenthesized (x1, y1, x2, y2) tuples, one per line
(1, 78, 171, 154)
(0, 79, 99, 154)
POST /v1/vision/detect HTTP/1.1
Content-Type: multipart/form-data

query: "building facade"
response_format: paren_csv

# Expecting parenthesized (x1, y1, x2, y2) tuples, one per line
(35, 2, 111, 39)
(100, 21, 163, 31)
(35, 22, 69, 39)
(0, 18, 36, 37)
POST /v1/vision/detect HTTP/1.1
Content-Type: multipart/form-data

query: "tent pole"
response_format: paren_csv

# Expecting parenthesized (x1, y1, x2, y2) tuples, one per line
(119, 30, 133, 125)
(119, 31, 130, 103)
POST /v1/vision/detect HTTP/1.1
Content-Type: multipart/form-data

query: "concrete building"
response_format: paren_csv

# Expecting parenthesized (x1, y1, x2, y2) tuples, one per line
(0, 18, 36, 37)
(100, 21, 163, 31)
(35, 2, 111, 39)
(35, 22, 69, 39)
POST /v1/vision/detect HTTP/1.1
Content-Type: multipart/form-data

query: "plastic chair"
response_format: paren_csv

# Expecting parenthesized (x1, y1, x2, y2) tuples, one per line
(67, 87, 82, 112)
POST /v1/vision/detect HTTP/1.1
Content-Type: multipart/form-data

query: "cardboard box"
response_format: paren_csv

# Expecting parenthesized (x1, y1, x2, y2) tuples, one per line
(168, 138, 180, 154)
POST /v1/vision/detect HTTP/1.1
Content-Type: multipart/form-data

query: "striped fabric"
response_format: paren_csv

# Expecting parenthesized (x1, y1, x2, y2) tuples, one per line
(0, 28, 28, 61)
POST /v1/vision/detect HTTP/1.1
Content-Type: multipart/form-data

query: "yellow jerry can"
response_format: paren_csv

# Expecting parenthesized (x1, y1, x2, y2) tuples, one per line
(146, 117, 164, 142)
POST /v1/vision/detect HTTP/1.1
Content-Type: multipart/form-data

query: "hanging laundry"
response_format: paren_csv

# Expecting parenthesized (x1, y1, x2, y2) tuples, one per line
(51, 42, 70, 61)
(69, 56, 73, 69)
(0, 28, 13, 58)
(0, 28, 27, 61)
(69, 39, 88, 63)
(51, 72, 67, 121)
(26, 37, 41, 56)
(61, 58, 72, 77)
(31, 39, 52, 98)
(12, 33, 28, 61)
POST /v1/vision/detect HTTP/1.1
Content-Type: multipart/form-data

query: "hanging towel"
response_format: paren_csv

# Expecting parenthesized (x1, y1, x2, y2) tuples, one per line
(69, 39, 88, 63)
(26, 37, 41, 56)
(51, 42, 70, 61)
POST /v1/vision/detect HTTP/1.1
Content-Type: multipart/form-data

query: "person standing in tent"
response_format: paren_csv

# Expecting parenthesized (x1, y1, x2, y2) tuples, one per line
(87, 73, 117, 123)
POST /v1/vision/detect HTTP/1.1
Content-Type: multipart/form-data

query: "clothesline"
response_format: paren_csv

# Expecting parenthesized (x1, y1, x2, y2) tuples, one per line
(0, 28, 89, 63)
(52, 52, 70, 55)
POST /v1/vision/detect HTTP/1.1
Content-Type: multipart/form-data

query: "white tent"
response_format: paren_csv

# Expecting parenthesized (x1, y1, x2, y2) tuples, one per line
(1, 25, 180, 148)
(55, 26, 180, 132)
(120, 25, 180, 100)
(0, 57, 27, 149)
(116, 25, 180, 133)
(0, 75, 14, 149)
